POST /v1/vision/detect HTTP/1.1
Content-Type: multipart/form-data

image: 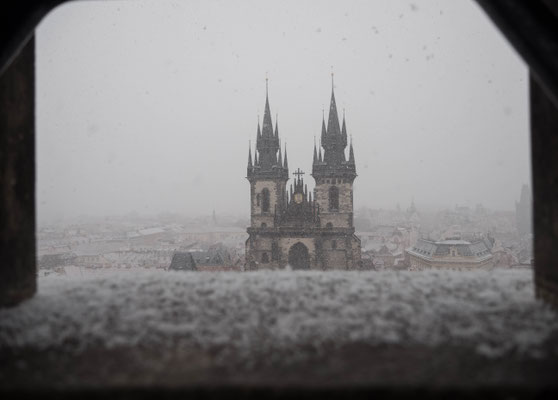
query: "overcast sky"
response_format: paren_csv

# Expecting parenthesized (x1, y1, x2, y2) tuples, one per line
(36, 0, 529, 224)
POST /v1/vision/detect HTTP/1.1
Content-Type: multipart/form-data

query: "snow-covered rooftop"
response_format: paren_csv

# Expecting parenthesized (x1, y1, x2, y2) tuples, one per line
(436, 239, 471, 245)
(138, 227, 166, 236)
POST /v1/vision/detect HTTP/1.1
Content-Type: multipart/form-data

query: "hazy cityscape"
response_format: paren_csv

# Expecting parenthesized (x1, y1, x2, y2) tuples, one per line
(34, 0, 532, 275)
(38, 191, 533, 275)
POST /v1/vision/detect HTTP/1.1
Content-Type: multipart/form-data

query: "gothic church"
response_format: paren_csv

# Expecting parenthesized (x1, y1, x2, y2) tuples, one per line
(245, 79, 361, 270)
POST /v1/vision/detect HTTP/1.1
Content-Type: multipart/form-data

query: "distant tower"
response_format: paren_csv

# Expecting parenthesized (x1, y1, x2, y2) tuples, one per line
(515, 184, 532, 236)
(212, 209, 217, 226)
(312, 76, 357, 230)
(246, 79, 289, 228)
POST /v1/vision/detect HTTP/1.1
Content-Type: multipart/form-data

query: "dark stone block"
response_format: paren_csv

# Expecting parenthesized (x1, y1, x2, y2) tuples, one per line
(0, 36, 35, 307)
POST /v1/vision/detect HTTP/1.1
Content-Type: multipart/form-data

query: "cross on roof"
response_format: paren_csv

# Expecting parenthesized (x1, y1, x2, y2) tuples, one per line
(293, 168, 305, 180)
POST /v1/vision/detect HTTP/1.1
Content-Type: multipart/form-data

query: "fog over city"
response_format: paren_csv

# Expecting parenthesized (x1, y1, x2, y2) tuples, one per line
(36, 0, 529, 224)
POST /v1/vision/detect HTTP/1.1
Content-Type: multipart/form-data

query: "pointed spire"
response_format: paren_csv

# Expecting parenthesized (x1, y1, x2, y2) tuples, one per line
(313, 137, 318, 164)
(248, 141, 253, 168)
(254, 150, 258, 166)
(327, 84, 341, 136)
(348, 135, 355, 165)
(255, 78, 280, 170)
(262, 76, 273, 137)
(277, 140, 282, 167)
(321, 113, 327, 144)
(283, 144, 288, 170)
(275, 114, 279, 137)
(341, 109, 348, 147)
(257, 119, 261, 140)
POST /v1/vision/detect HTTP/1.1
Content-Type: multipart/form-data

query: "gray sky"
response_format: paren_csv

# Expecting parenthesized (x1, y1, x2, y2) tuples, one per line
(36, 0, 529, 224)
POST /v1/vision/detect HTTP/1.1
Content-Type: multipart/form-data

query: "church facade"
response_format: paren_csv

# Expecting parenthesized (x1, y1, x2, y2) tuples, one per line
(245, 81, 361, 270)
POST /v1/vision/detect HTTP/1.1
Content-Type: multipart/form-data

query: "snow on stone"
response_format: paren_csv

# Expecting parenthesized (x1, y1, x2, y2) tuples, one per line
(0, 269, 557, 364)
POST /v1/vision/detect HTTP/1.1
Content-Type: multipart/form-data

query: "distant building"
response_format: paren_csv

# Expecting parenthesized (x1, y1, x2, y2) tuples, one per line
(168, 252, 197, 271)
(515, 184, 532, 236)
(190, 243, 232, 268)
(406, 238, 493, 270)
(170, 244, 242, 271)
(405, 199, 419, 224)
(245, 79, 361, 270)
(39, 252, 76, 270)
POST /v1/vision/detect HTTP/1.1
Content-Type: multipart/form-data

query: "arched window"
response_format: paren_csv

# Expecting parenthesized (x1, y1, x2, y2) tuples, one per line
(262, 188, 270, 212)
(256, 194, 260, 207)
(329, 186, 339, 211)
(261, 252, 269, 263)
(261, 222, 267, 228)
(326, 222, 333, 229)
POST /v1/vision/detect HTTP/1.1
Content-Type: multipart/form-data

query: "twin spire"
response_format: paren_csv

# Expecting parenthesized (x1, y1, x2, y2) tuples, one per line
(248, 75, 355, 180)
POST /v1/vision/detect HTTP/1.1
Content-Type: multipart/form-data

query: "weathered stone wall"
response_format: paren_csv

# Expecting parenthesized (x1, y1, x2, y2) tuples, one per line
(246, 235, 272, 269)
(320, 235, 361, 270)
(322, 249, 348, 269)
(314, 182, 353, 212)
(319, 212, 353, 229)
(251, 180, 285, 228)
(349, 235, 362, 268)
(314, 182, 353, 228)
(247, 232, 361, 270)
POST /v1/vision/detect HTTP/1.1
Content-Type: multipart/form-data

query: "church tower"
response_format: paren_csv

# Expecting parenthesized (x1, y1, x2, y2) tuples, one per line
(312, 77, 357, 230)
(246, 81, 288, 266)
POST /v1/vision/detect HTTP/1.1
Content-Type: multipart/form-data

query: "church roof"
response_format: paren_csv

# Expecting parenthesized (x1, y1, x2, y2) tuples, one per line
(169, 252, 197, 271)
(407, 238, 492, 261)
